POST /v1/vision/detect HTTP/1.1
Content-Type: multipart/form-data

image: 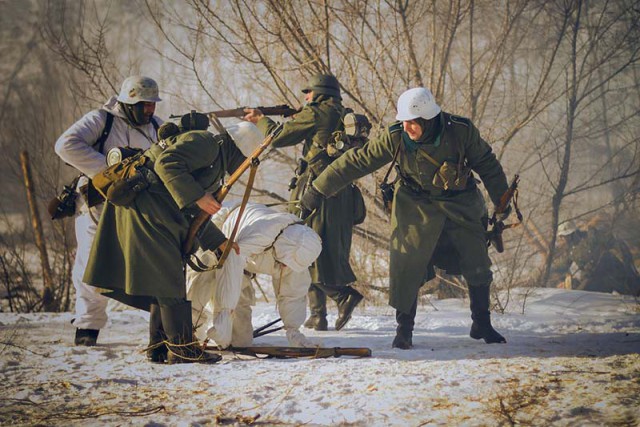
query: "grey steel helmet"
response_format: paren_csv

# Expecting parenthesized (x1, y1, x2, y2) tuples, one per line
(117, 76, 162, 104)
(302, 74, 341, 98)
(558, 220, 578, 236)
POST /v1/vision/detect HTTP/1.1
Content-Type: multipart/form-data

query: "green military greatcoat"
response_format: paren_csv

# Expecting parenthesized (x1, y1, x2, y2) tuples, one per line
(313, 112, 508, 313)
(256, 95, 358, 286)
(83, 130, 246, 301)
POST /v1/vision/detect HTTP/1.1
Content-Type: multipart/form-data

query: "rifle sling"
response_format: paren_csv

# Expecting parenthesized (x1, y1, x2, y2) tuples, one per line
(382, 142, 402, 185)
(215, 161, 259, 269)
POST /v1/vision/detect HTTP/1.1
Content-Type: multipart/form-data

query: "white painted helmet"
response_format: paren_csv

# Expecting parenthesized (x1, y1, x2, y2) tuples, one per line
(558, 220, 578, 236)
(396, 87, 441, 121)
(226, 121, 263, 157)
(117, 76, 162, 104)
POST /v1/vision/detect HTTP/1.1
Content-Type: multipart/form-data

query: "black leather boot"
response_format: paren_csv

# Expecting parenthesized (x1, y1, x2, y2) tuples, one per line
(147, 302, 167, 363)
(160, 301, 222, 364)
(313, 283, 363, 331)
(303, 284, 328, 331)
(335, 287, 363, 331)
(392, 297, 417, 350)
(75, 328, 99, 346)
(468, 285, 506, 344)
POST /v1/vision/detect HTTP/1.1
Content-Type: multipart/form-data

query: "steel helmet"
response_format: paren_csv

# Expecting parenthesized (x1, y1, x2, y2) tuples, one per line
(117, 76, 162, 104)
(302, 74, 341, 98)
(558, 220, 578, 236)
(226, 121, 263, 157)
(396, 87, 441, 121)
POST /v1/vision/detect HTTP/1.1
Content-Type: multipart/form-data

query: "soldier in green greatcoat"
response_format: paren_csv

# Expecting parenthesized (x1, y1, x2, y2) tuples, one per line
(300, 87, 511, 349)
(83, 112, 245, 363)
(243, 74, 364, 332)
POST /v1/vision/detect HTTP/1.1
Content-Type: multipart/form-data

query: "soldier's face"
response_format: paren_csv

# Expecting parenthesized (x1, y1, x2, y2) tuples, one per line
(403, 120, 423, 141)
(304, 91, 313, 103)
(142, 102, 156, 121)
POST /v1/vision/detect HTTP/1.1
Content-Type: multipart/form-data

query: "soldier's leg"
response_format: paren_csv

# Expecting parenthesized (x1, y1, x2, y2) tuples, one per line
(444, 220, 506, 344)
(72, 210, 109, 346)
(393, 295, 417, 349)
(304, 284, 328, 331)
(275, 267, 318, 347)
(208, 251, 245, 348)
(231, 273, 255, 348)
(185, 248, 219, 341)
(157, 297, 221, 364)
(313, 283, 363, 331)
(147, 300, 167, 363)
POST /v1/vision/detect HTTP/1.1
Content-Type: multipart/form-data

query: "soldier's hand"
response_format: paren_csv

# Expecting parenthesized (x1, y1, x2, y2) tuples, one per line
(196, 193, 221, 215)
(299, 185, 325, 219)
(218, 239, 240, 255)
(495, 204, 512, 221)
(243, 108, 264, 124)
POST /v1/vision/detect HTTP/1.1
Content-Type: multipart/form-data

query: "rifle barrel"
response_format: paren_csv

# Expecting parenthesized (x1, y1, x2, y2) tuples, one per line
(170, 104, 298, 120)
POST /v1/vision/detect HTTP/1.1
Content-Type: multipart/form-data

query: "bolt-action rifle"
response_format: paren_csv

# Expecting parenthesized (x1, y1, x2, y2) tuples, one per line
(208, 345, 372, 359)
(487, 174, 522, 253)
(182, 124, 284, 255)
(170, 104, 298, 120)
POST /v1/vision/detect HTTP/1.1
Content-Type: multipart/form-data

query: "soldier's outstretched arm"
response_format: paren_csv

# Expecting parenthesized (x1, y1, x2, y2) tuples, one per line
(313, 124, 398, 198)
(251, 106, 317, 149)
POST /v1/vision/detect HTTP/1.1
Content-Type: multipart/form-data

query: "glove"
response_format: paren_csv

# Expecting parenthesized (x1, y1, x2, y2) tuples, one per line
(299, 185, 325, 219)
(495, 204, 512, 221)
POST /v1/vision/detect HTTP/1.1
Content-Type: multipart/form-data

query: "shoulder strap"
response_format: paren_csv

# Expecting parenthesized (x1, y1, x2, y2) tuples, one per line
(420, 149, 442, 168)
(94, 112, 114, 154)
(150, 117, 159, 132)
(382, 140, 402, 184)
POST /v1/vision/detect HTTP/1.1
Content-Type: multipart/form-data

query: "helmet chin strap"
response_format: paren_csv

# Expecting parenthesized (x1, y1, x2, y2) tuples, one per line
(120, 102, 150, 126)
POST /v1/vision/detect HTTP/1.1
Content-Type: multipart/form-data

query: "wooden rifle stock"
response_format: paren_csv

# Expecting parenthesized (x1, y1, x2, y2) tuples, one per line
(488, 174, 521, 253)
(182, 124, 284, 255)
(169, 105, 298, 120)
(209, 346, 373, 359)
(496, 174, 520, 215)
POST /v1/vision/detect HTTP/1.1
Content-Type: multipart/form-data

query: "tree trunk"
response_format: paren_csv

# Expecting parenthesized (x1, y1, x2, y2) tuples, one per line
(20, 151, 56, 311)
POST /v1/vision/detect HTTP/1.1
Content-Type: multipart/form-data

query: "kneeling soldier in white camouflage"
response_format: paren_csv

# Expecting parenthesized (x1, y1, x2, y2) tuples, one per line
(186, 201, 322, 349)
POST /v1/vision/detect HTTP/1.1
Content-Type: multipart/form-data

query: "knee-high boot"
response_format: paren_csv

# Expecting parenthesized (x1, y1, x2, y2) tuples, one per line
(468, 285, 506, 344)
(147, 302, 167, 363)
(392, 296, 417, 349)
(159, 300, 222, 364)
(303, 284, 328, 331)
(314, 283, 364, 331)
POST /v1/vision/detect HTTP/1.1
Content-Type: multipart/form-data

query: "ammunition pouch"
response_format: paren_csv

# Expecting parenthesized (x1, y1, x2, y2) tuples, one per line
(92, 150, 152, 207)
(288, 158, 308, 191)
(432, 161, 471, 191)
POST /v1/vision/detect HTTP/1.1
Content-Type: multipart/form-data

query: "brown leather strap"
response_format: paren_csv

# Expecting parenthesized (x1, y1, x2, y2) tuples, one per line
(382, 142, 402, 184)
(216, 161, 259, 269)
(420, 150, 442, 168)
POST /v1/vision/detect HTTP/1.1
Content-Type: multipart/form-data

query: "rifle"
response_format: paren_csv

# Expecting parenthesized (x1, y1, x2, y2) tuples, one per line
(487, 174, 522, 253)
(182, 124, 284, 255)
(207, 345, 372, 359)
(170, 104, 298, 120)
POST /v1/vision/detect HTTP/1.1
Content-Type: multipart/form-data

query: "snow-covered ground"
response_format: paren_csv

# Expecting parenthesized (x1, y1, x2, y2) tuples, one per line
(1, 287, 639, 426)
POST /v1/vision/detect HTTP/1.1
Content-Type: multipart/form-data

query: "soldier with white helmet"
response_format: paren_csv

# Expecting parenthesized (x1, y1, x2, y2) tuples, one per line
(55, 76, 163, 346)
(300, 87, 511, 349)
